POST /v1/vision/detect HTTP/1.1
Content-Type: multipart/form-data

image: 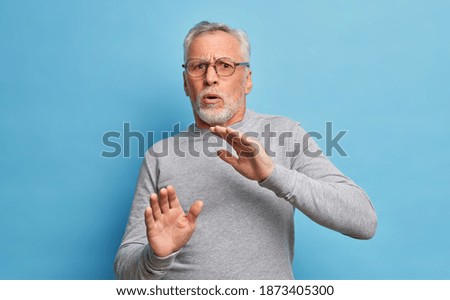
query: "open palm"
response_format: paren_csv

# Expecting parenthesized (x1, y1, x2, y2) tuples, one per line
(145, 185, 203, 257)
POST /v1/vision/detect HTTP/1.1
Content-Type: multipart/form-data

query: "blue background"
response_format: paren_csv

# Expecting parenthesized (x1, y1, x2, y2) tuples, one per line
(1, 0, 449, 279)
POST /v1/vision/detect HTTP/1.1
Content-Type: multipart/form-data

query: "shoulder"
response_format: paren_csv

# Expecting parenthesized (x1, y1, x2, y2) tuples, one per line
(248, 110, 302, 131)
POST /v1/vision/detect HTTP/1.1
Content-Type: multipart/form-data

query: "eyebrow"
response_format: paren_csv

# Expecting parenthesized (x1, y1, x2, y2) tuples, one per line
(186, 57, 235, 62)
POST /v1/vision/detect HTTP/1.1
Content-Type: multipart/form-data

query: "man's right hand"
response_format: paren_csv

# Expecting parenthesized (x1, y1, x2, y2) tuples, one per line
(145, 185, 203, 257)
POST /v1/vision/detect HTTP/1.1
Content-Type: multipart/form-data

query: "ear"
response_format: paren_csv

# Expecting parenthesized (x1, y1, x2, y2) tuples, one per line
(183, 72, 189, 97)
(244, 70, 253, 95)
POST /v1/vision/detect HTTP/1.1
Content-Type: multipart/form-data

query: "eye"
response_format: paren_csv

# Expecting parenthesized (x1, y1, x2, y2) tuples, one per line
(188, 61, 207, 71)
(194, 63, 207, 70)
(195, 63, 206, 70)
(219, 61, 232, 69)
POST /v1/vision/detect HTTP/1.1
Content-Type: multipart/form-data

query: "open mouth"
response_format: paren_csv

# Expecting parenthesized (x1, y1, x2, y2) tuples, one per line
(202, 93, 222, 103)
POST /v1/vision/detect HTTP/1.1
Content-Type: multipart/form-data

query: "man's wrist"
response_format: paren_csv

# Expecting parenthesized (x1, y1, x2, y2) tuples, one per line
(257, 162, 275, 183)
(144, 244, 180, 271)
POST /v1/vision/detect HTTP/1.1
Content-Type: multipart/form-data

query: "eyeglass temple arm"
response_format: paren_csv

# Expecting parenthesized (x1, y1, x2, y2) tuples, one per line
(236, 62, 250, 67)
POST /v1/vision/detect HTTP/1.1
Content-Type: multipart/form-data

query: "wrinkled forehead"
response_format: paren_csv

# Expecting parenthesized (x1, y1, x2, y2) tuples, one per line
(186, 31, 243, 61)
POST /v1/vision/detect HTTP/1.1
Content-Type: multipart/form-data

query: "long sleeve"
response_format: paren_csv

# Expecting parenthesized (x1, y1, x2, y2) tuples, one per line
(114, 112, 377, 280)
(259, 123, 377, 239)
(114, 153, 178, 279)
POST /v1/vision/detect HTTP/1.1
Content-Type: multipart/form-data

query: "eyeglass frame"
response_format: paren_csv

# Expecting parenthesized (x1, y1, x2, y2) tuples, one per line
(182, 57, 250, 78)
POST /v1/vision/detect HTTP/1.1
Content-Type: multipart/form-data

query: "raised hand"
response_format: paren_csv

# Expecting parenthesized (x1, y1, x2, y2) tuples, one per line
(210, 125, 274, 182)
(145, 185, 203, 257)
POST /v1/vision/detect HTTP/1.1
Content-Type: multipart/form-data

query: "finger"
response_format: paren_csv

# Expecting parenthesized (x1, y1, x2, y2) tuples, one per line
(240, 134, 259, 148)
(226, 129, 262, 156)
(159, 188, 170, 213)
(166, 185, 180, 209)
(187, 200, 203, 224)
(238, 136, 262, 157)
(150, 193, 162, 220)
(144, 207, 155, 229)
(212, 126, 255, 155)
(217, 150, 238, 168)
(226, 128, 255, 152)
(209, 125, 227, 137)
(210, 126, 239, 145)
(224, 127, 241, 145)
(216, 127, 251, 151)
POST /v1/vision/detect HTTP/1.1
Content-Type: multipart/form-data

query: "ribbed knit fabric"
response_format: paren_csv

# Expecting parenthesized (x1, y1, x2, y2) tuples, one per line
(114, 110, 376, 279)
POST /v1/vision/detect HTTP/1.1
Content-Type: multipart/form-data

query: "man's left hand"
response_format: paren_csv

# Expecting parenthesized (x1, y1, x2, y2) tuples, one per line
(210, 126, 274, 182)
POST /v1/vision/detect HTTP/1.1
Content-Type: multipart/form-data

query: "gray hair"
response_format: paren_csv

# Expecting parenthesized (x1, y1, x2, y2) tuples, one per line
(183, 21, 251, 62)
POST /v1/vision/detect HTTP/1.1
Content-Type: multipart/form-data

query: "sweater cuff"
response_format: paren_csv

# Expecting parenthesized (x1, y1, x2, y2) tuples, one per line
(142, 244, 179, 272)
(258, 163, 293, 199)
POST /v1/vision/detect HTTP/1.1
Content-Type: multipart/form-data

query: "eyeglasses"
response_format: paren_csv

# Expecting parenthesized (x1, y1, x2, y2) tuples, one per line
(182, 57, 250, 77)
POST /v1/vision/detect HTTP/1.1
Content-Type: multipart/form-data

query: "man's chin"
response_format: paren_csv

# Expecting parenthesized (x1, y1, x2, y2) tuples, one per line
(197, 108, 231, 126)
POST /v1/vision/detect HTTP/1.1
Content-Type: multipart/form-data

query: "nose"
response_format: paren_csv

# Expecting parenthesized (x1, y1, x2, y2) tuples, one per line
(204, 64, 219, 86)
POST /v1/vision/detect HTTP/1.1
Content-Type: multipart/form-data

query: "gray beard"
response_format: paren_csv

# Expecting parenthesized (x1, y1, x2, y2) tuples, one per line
(195, 103, 235, 125)
(194, 90, 244, 125)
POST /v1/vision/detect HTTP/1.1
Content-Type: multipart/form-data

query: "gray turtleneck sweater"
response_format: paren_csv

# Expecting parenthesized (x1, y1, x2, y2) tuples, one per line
(114, 110, 377, 280)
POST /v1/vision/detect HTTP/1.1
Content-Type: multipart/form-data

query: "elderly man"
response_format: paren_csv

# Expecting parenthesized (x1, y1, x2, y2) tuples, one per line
(114, 21, 377, 280)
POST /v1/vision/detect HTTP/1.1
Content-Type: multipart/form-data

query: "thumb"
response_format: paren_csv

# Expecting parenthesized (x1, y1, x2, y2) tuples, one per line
(187, 200, 203, 223)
